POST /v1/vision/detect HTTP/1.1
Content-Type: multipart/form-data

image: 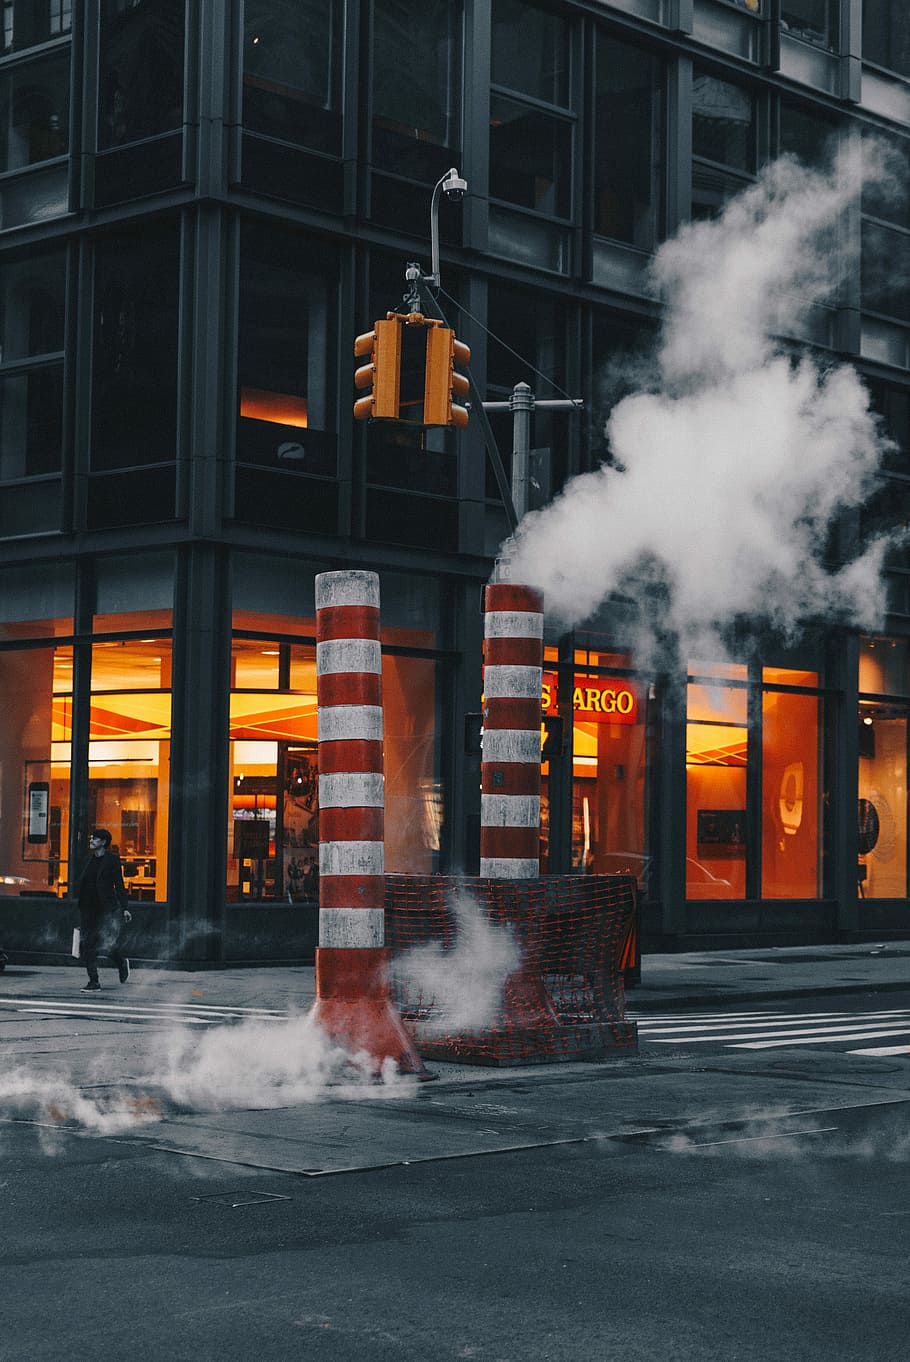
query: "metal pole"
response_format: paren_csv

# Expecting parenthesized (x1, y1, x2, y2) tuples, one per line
(510, 383, 534, 522)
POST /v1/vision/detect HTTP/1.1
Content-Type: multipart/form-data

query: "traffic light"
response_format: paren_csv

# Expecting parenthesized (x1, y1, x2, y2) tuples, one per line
(353, 318, 401, 421)
(424, 326, 471, 428)
(353, 313, 470, 427)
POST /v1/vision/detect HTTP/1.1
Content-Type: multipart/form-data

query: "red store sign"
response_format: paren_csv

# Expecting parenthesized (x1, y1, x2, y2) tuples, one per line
(541, 673, 639, 725)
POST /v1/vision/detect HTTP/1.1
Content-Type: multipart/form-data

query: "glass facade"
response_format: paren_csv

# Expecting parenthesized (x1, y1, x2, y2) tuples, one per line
(0, 2, 906, 958)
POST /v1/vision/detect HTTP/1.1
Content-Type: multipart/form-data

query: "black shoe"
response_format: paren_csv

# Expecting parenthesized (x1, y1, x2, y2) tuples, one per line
(82, 979, 101, 991)
(118, 957, 130, 983)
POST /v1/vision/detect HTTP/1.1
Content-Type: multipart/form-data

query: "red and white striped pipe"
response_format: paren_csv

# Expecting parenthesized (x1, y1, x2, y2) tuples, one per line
(480, 583, 544, 878)
(310, 569, 426, 1076)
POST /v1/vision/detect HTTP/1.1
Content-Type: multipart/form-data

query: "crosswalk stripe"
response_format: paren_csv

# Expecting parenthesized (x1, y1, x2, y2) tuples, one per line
(637, 1009, 910, 1035)
(648, 1020, 910, 1044)
(2, 1001, 287, 1027)
(5, 996, 284, 1018)
(14, 1006, 213, 1026)
(733, 1026, 910, 1049)
(637, 1007, 910, 1035)
(847, 1045, 910, 1057)
(9, 1002, 249, 1022)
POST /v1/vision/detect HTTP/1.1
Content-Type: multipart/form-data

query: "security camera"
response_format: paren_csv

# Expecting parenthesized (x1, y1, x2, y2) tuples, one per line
(442, 167, 467, 200)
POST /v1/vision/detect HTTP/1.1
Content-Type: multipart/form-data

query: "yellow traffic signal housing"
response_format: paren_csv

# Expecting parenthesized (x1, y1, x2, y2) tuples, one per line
(424, 327, 471, 427)
(353, 318, 401, 420)
(353, 313, 470, 427)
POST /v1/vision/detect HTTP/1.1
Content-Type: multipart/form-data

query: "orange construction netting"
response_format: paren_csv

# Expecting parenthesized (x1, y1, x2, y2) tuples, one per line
(385, 873, 638, 1065)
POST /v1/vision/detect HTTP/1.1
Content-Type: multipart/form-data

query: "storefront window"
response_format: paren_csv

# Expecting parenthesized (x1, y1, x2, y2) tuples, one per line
(858, 637, 909, 900)
(89, 635, 172, 902)
(0, 642, 72, 900)
(540, 648, 647, 883)
(761, 669, 822, 899)
(227, 639, 318, 902)
(383, 654, 442, 873)
(686, 663, 748, 899)
(227, 597, 444, 900)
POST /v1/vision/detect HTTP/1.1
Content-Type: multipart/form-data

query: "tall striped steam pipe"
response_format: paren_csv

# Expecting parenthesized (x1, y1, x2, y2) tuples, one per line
(480, 583, 545, 878)
(309, 570, 426, 1077)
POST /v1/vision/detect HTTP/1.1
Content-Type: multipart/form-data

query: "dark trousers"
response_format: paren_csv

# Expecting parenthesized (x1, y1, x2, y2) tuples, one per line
(80, 912, 126, 981)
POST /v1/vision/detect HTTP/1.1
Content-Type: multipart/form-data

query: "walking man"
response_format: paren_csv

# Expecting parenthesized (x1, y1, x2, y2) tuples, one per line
(77, 828, 132, 991)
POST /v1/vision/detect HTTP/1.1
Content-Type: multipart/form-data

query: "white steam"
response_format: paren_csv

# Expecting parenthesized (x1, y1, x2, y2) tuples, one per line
(507, 146, 901, 661)
(0, 1009, 416, 1145)
(392, 890, 522, 1035)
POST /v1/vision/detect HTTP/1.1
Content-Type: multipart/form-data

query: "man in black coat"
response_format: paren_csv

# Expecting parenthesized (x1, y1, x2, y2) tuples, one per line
(77, 828, 132, 991)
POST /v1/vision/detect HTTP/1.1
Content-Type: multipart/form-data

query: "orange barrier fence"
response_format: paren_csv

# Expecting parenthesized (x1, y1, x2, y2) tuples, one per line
(385, 873, 638, 1066)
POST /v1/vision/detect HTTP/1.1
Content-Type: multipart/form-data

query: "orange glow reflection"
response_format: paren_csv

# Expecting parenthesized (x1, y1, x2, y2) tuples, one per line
(240, 386, 308, 428)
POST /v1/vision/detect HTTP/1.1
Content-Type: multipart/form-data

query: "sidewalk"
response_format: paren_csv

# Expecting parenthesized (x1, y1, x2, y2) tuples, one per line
(3, 938, 909, 1013)
(2, 945, 909, 1178)
(628, 939, 910, 1010)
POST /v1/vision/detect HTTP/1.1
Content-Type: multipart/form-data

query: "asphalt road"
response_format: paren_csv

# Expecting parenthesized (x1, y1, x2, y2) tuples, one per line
(2, 1097, 909, 1362)
(2, 981, 910, 1361)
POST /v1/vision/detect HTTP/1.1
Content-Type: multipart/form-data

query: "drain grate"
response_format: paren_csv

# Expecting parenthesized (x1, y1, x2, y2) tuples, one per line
(193, 1190, 291, 1208)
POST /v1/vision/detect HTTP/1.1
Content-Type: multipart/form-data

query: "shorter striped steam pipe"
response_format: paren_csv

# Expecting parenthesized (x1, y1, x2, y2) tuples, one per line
(480, 582, 544, 878)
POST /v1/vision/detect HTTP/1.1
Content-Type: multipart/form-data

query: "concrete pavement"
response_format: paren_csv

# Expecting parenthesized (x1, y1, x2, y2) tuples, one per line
(2, 941, 909, 1181)
(4, 936, 909, 1012)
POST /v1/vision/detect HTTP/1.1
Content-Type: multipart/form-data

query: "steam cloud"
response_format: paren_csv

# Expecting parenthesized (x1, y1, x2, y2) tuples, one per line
(392, 890, 521, 1035)
(507, 144, 903, 664)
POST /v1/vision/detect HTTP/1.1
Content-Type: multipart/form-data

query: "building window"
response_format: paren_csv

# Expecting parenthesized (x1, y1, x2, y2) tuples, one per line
(0, 641, 73, 900)
(486, 284, 570, 504)
(0, 51, 70, 228)
(866, 377, 910, 475)
(491, 0, 569, 104)
(89, 633, 172, 903)
(779, 98, 838, 166)
(761, 669, 822, 899)
(98, 0, 185, 150)
(858, 638, 909, 899)
(687, 660, 825, 901)
(691, 70, 756, 221)
(541, 645, 647, 884)
(489, 0, 573, 230)
(593, 34, 664, 252)
(0, 53, 69, 172)
(781, 0, 839, 51)
(235, 221, 338, 534)
(861, 133, 910, 328)
(862, 2, 910, 78)
(2, 0, 71, 55)
(372, 0, 460, 180)
(0, 248, 65, 481)
(243, 0, 341, 155)
(90, 222, 180, 478)
(686, 663, 748, 900)
(227, 621, 443, 901)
